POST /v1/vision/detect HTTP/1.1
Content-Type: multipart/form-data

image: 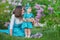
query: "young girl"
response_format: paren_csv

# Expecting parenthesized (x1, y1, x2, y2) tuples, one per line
(0, 6, 25, 37)
(22, 3, 35, 38)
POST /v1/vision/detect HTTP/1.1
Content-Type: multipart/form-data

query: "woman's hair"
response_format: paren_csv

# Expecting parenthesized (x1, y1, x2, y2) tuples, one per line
(13, 6, 23, 19)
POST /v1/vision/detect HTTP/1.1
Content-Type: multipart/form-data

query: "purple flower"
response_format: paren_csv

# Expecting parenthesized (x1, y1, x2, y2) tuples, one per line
(31, 33, 43, 38)
(37, 13, 41, 16)
(4, 22, 10, 27)
(35, 17, 40, 21)
(34, 3, 45, 23)
(48, 6, 54, 14)
(34, 4, 40, 9)
(37, 9, 43, 13)
(36, 16, 41, 19)
(48, 6, 53, 11)
(40, 8, 44, 12)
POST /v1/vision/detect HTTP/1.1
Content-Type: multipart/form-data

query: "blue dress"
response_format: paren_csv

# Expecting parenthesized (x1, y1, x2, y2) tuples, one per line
(22, 13, 34, 29)
(0, 21, 25, 37)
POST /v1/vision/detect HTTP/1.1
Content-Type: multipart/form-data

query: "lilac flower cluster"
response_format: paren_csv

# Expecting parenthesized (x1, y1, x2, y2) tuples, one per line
(34, 4, 54, 27)
(31, 33, 43, 38)
(34, 4, 44, 25)
(34, 4, 54, 20)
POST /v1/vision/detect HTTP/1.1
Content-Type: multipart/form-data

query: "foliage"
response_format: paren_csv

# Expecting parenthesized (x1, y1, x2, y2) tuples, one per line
(0, 0, 60, 40)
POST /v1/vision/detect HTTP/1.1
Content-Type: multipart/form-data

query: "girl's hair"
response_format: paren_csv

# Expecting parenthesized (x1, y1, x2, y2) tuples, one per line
(13, 6, 23, 19)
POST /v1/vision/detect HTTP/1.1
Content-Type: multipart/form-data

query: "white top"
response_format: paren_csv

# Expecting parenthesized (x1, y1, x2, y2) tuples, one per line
(10, 14, 25, 29)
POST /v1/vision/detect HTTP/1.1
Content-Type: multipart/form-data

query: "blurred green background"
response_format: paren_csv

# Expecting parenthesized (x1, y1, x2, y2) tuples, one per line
(0, 0, 60, 40)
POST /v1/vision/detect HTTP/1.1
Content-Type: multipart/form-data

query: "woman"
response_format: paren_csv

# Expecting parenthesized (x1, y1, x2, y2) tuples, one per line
(0, 6, 25, 37)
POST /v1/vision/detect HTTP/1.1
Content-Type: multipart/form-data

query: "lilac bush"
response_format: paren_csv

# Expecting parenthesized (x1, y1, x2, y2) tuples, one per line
(34, 4, 45, 27)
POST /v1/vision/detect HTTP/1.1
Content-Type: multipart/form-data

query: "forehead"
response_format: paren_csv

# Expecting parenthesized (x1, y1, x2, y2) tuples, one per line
(22, 7, 25, 10)
(27, 7, 31, 10)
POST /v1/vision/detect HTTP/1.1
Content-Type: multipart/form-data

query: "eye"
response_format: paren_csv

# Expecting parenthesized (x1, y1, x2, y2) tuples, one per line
(23, 8, 25, 10)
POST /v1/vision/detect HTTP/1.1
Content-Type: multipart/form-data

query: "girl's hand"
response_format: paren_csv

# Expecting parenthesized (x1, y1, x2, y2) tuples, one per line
(29, 18, 36, 25)
(32, 20, 36, 25)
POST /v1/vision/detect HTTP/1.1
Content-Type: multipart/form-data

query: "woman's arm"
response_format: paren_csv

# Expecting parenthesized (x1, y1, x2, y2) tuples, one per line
(23, 18, 27, 21)
(10, 29, 12, 36)
(9, 14, 15, 36)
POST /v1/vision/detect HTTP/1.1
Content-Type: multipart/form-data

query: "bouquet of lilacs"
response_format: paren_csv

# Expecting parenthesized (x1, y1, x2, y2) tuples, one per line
(34, 4, 46, 27)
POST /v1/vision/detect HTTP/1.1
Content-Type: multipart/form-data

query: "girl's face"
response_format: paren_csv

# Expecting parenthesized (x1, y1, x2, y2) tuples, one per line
(27, 7, 32, 13)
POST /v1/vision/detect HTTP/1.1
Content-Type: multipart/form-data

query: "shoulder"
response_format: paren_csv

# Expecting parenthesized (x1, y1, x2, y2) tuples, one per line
(24, 12, 27, 14)
(23, 12, 27, 16)
(30, 13, 34, 15)
(11, 14, 15, 20)
(12, 14, 15, 17)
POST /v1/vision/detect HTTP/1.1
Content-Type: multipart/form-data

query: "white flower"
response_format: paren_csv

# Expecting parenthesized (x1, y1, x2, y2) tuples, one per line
(8, 0, 11, 2)
(48, 0, 51, 1)
(20, 0, 22, 2)
(4, 10, 7, 12)
(54, 25, 56, 28)
(58, 24, 60, 26)
(14, 3, 17, 5)
(4, 10, 10, 13)
(53, 0, 56, 4)
(34, 23, 38, 26)
(29, 0, 32, 1)
(11, 2, 15, 5)
(8, 0, 12, 4)
(6, 6, 9, 8)
(8, 2, 12, 4)
(53, 25, 56, 30)
(7, 10, 10, 13)
(41, 5, 46, 8)
(18, 3, 22, 6)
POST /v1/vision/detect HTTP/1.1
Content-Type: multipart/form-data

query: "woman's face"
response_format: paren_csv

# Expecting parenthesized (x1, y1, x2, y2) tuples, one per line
(22, 7, 25, 15)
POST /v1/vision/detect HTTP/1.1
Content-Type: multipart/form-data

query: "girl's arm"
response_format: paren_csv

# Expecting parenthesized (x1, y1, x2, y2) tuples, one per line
(26, 18, 36, 25)
(9, 14, 15, 36)
(23, 18, 31, 22)
(28, 13, 35, 23)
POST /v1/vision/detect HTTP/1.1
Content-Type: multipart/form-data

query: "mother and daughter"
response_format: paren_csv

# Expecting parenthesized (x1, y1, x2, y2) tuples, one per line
(0, 3, 35, 38)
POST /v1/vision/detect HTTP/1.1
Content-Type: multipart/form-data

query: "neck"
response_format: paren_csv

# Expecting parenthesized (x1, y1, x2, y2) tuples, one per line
(27, 12, 31, 14)
(27, 13, 30, 14)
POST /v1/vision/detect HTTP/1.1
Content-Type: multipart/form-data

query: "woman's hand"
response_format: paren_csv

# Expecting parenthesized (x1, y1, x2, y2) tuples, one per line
(10, 29, 12, 36)
(27, 18, 33, 22)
